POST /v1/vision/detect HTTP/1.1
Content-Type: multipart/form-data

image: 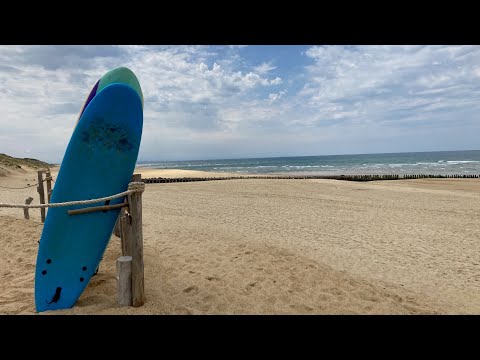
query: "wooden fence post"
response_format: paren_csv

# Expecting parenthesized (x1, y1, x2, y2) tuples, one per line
(116, 256, 133, 306)
(45, 170, 52, 203)
(115, 173, 140, 238)
(24, 197, 33, 220)
(120, 214, 132, 257)
(114, 214, 123, 237)
(129, 173, 145, 307)
(37, 171, 45, 223)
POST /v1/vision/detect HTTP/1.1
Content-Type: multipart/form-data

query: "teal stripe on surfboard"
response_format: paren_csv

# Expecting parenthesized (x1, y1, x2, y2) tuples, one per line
(75, 67, 143, 127)
(98, 67, 144, 108)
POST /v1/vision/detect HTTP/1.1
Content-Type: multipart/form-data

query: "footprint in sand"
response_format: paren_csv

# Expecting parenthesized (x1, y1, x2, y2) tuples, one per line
(183, 285, 199, 294)
(205, 276, 219, 281)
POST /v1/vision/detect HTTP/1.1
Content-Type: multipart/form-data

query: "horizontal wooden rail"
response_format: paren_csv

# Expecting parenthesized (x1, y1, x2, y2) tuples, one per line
(68, 201, 128, 216)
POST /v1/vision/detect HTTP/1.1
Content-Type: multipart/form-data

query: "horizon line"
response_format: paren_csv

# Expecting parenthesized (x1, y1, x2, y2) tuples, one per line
(136, 148, 480, 164)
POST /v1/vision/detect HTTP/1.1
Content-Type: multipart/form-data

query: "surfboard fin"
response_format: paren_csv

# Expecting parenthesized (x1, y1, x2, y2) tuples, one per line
(46, 287, 62, 304)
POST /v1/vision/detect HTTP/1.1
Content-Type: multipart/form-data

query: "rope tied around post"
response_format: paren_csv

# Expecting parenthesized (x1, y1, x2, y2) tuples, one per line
(0, 182, 145, 209)
(0, 178, 46, 190)
(127, 182, 145, 193)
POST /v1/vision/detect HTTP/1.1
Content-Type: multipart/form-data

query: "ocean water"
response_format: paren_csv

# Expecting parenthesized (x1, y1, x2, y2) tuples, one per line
(137, 150, 480, 176)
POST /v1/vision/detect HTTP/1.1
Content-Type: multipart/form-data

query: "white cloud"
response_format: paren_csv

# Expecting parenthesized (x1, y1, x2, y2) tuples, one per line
(253, 62, 276, 74)
(298, 45, 480, 128)
(1, 45, 480, 162)
(0, 46, 283, 161)
(121, 50, 282, 107)
(268, 91, 286, 103)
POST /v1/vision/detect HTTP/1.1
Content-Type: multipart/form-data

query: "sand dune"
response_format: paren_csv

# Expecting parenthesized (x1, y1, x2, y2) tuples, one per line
(1, 167, 479, 314)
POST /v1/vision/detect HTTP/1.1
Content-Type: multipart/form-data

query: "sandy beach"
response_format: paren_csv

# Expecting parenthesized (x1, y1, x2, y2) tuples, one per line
(1, 165, 479, 314)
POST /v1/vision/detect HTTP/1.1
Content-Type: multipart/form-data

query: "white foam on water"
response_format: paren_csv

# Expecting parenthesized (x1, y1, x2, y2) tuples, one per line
(446, 160, 479, 164)
(281, 165, 322, 169)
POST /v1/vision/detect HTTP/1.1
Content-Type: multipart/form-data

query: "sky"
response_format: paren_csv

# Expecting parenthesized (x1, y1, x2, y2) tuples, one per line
(1, 45, 480, 163)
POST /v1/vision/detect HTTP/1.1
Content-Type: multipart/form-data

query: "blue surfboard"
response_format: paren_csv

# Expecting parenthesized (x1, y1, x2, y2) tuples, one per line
(35, 83, 143, 312)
